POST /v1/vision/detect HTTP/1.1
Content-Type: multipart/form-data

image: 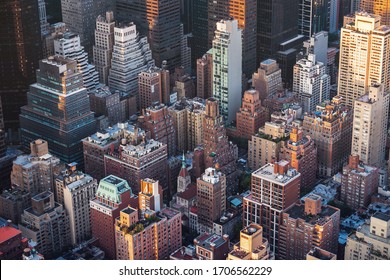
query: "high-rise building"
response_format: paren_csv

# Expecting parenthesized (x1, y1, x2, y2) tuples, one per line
(207, 0, 257, 77)
(212, 20, 242, 124)
(116, 0, 187, 70)
(252, 59, 283, 104)
(54, 32, 99, 92)
(351, 84, 389, 166)
(11, 139, 62, 196)
(90, 175, 137, 259)
(104, 139, 168, 197)
(196, 51, 213, 99)
(329, 0, 340, 33)
(61, 0, 115, 58)
(236, 89, 267, 140)
(197, 168, 227, 233)
(42, 22, 67, 58)
(0, 190, 31, 225)
(293, 54, 330, 113)
(55, 165, 98, 245)
(247, 121, 289, 171)
(345, 212, 390, 260)
(256, 0, 299, 64)
(303, 97, 353, 177)
(192, 0, 209, 67)
(138, 67, 163, 110)
(138, 179, 163, 214)
(83, 122, 146, 181)
(202, 98, 238, 195)
(279, 194, 340, 260)
(168, 98, 205, 153)
(115, 207, 182, 260)
(19, 191, 71, 258)
(302, 31, 329, 66)
(0, 97, 5, 157)
(227, 224, 273, 260)
(361, 0, 390, 25)
(0, 0, 42, 131)
(243, 161, 301, 256)
(298, 0, 331, 37)
(280, 127, 317, 193)
(0, 225, 28, 260)
(338, 12, 390, 108)
(93, 11, 115, 85)
(38, 0, 50, 37)
(341, 155, 379, 210)
(140, 104, 176, 157)
(108, 22, 155, 99)
(20, 56, 96, 166)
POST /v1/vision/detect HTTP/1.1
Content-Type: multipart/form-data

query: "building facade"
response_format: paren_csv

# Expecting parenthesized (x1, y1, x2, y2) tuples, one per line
(252, 59, 283, 104)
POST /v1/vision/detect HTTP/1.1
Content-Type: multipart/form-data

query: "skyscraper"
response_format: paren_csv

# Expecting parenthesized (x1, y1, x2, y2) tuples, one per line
(298, 0, 331, 37)
(361, 0, 390, 25)
(20, 56, 96, 165)
(0, 0, 42, 131)
(207, 0, 257, 77)
(196, 51, 213, 99)
(138, 67, 163, 110)
(197, 168, 227, 233)
(0, 97, 5, 157)
(61, 0, 115, 58)
(116, 0, 187, 70)
(212, 20, 242, 124)
(252, 59, 283, 104)
(243, 161, 301, 256)
(338, 12, 390, 108)
(257, 0, 299, 64)
(351, 84, 389, 166)
(293, 53, 330, 113)
(54, 32, 99, 92)
(108, 22, 154, 99)
(93, 11, 115, 85)
(192, 0, 209, 67)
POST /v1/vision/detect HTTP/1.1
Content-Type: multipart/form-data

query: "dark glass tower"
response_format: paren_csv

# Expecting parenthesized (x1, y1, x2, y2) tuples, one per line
(0, 97, 5, 157)
(192, 0, 209, 66)
(20, 56, 96, 166)
(298, 0, 331, 37)
(257, 0, 299, 65)
(0, 0, 42, 132)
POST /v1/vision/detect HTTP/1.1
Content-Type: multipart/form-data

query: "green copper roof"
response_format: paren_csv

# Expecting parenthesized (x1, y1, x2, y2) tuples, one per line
(97, 175, 131, 204)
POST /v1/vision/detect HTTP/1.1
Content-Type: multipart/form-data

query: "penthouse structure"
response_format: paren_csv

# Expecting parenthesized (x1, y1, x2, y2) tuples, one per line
(108, 22, 154, 97)
(168, 98, 205, 153)
(243, 161, 301, 256)
(83, 123, 146, 180)
(104, 139, 168, 196)
(11, 140, 62, 195)
(351, 84, 389, 166)
(197, 168, 227, 234)
(252, 59, 283, 103)
(19, 191, 70, 258)
(55, 164, 98, 245)
(341, 155, 379, 210)
(248, 121, 289, 171)
(140, 104, 176, 156)
(280, 127, 317, 193)
(236, 89, 267, 140)
(138, 179, 163, 214)
(115, 207, 182, 260)
(303, 97, 353, 177)
(345, 212, 390, 260)
(279, 194, 340, 260)
(227, 224, 272, 260)
(90, 175, 137, 259)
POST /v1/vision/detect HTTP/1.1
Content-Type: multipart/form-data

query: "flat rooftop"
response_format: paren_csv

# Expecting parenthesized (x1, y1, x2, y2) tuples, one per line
(195, 233, 227, 251)
(373, 212, 390, 222)
(252, 162, 300, 186)
(286, 203, 339, 225)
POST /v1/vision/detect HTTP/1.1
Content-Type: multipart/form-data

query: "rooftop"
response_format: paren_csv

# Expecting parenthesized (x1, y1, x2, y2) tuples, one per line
(158, 207, 181, 220)
(285, 203, 339, 226)
(96, 175, 131, 203)
(177, 184, 197, 200)
(195, 233, 228, 250)
(373, 212, 390, 222)
(0, 226, 21, 244)
(252, 162, 300, 186)
(120, 139, 166, 158)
